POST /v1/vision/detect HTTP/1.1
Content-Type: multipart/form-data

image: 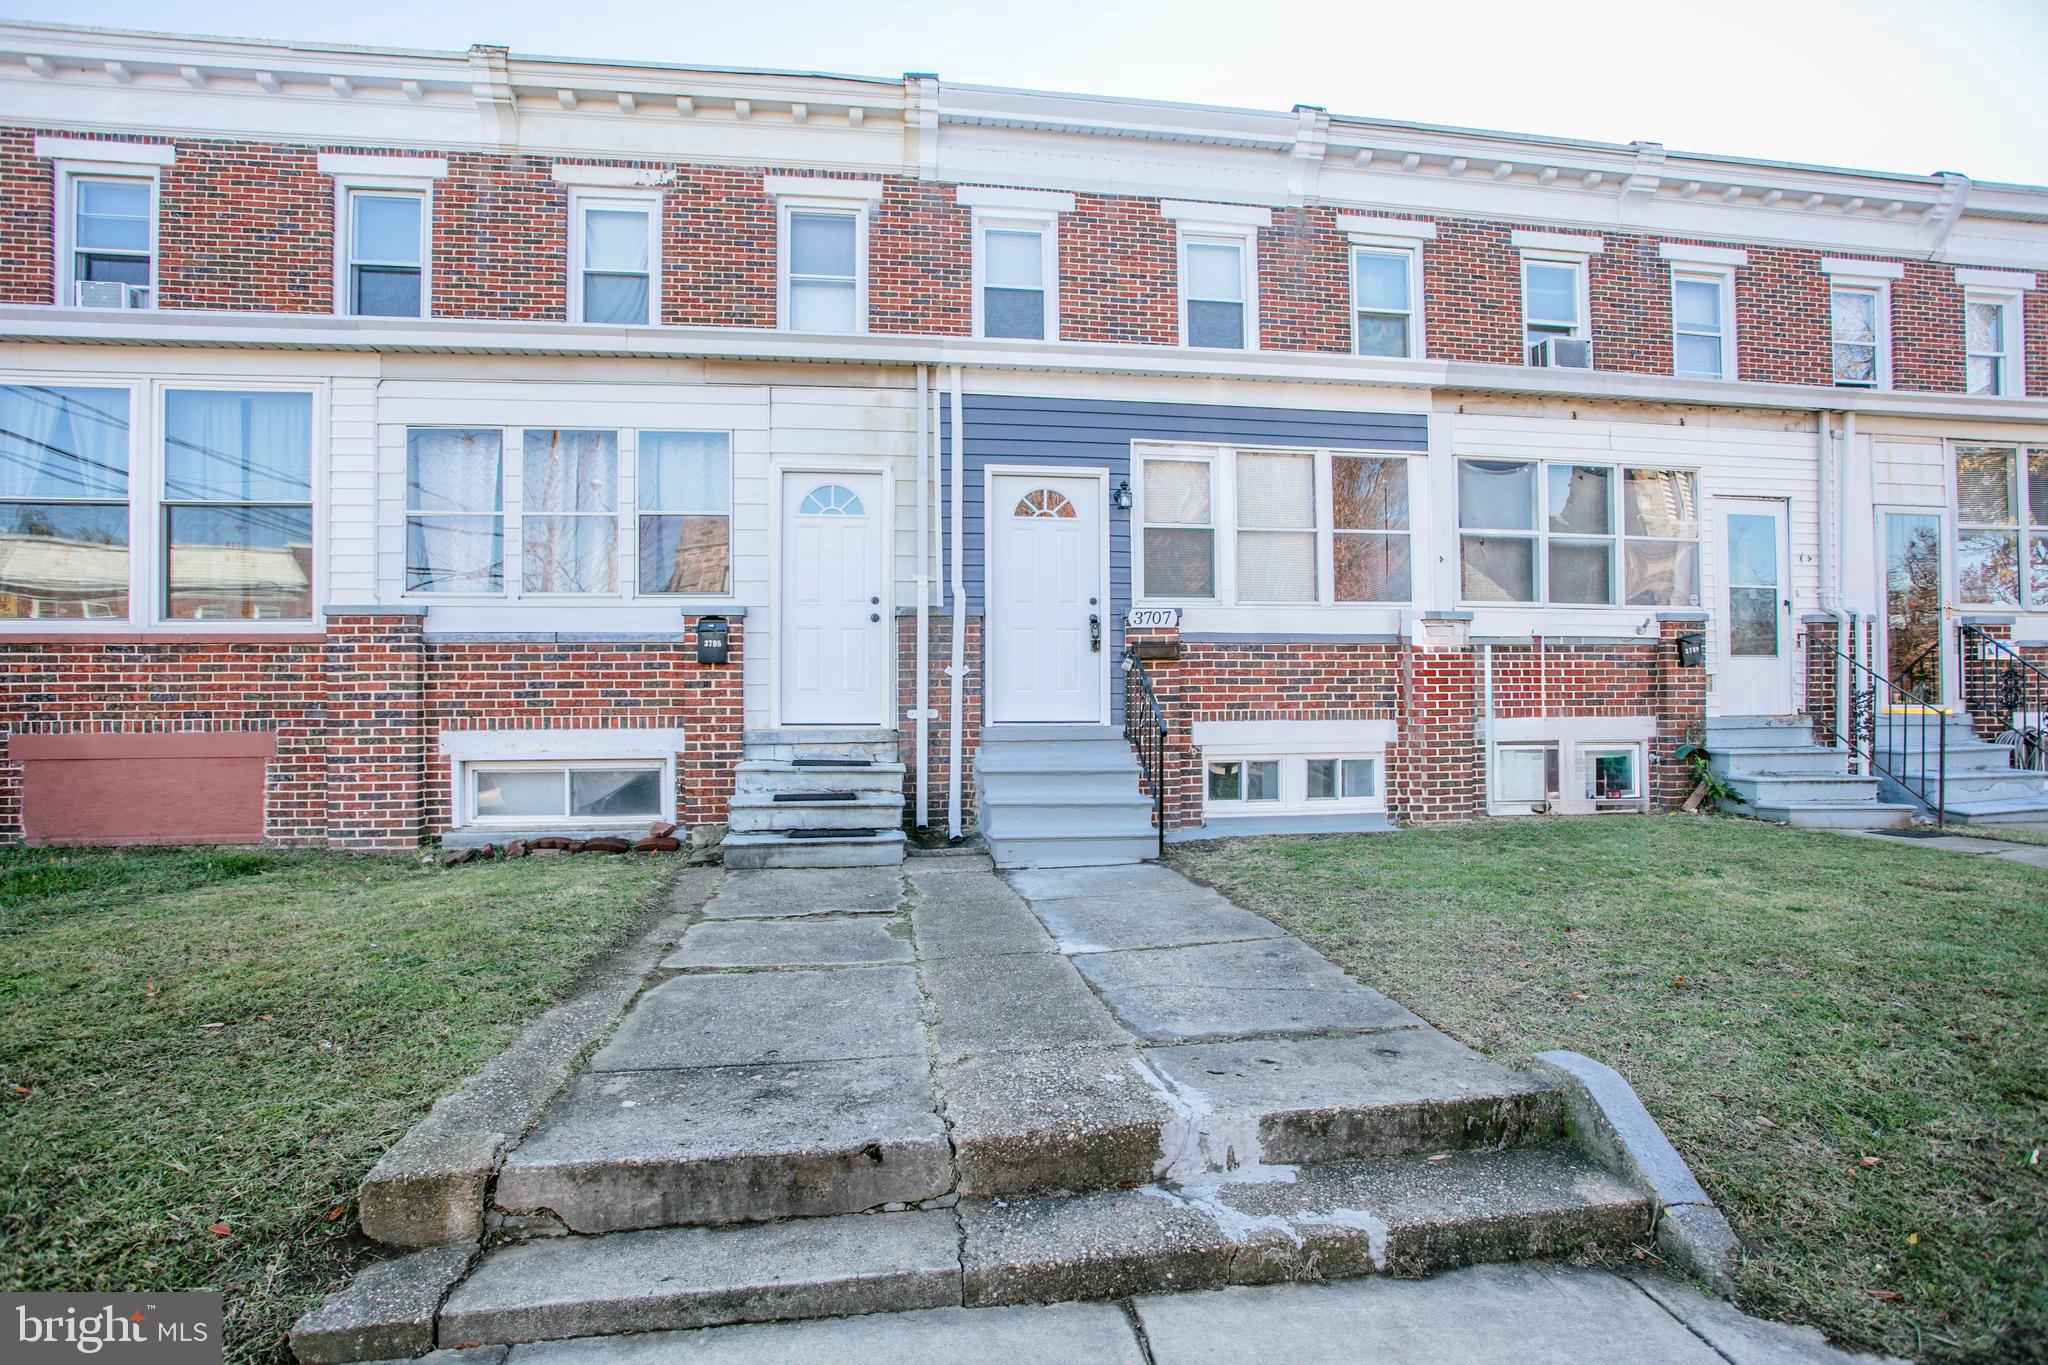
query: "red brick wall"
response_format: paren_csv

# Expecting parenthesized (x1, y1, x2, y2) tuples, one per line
(1060, 192, 1178, 344)
(158, 139, 333, 311)
(1259, 204, 1350, 353)
(1804, 618, 1842, 745)
(896, 613, 982, 830)
(1890, 259, 1966, 393)
(0, 127, 53, 304)
(2027, 290, 2048, 400)
(1735, 245, 1832, 386)
(662, 164, 775, 328)
(324, 611, 427, 851)
(1422, 218, 1522, 366)
(1588, 233, 1672, 376)
(872, 178, 971, 336)
(1397, 641, 1482, 824)
(432, 153, 568, 320)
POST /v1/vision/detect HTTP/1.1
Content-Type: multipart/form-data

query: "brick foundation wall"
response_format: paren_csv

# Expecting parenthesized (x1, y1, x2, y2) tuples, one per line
(895, 613, 982, 831)
(1804, 618, 1842, 744)
(1398, 636, 1482, 824)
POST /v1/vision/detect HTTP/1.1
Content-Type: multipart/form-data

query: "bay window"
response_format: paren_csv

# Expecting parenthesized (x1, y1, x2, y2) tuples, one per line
(1235, 451, 1315, 603)
(162, 391, 313, 620)
(0, 385, 131, 619)
(1333, 455, 1411, 602)
(521, 429, 617, 594)
(638, 431, 731, 595)
(1955, 444, 2048, 607)
(1459, 459, 1698, 606)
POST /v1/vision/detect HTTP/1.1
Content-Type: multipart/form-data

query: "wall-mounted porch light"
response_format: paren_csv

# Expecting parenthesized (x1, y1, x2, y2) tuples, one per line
(1113, 478, 1133, 511)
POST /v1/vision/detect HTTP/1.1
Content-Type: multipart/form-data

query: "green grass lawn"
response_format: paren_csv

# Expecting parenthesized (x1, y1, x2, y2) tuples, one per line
(1173, 816, 2047, 1364)
(0, 845, 676, 1364)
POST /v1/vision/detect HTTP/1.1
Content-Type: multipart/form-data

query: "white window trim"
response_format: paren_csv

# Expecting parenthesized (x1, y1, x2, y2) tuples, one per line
(1511, 229, 1604, 255)
(457, 758, 673, 829)
(1963, 289, 2024, 398)
(1658, 242, 1748, 268)
(956, 185, 1074, 213)
(1350, 242, 1423, 359)
(631, 429, 737, 601)
(331, 177, 434, 319)
(774, 197, 870, 334)
(970, 207, 1060, 342)
(1820, 258, 1905, 280)
(1488, 722, 1654, 816)
(1949, 440, 2045, 610)
(569, 188, 663, 327)
(1581, 743, 1644, 804)
(1670, 264, 1737, 381)
(1519, 251, 1591, 350)
(1335, 214, 1436, 241)
(1160, 200, 1273, 229)
(1176, 227, 1259, 351)
(1201, 747, 1388, 817)
(1954, 267, 2037, 291)
(51, 162, 160, 308)
(1828, 277, 1893, 391)
(1454, 458, 1703, 610)
(319, 153, 447, 180)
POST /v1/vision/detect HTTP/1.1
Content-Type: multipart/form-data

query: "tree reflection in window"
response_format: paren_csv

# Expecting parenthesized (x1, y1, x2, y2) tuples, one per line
(1012, 487, 1076, 519)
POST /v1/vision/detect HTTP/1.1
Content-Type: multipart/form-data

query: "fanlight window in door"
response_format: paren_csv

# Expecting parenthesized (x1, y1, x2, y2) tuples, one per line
(798, 483, 864, 516)
(1012, 487, 1076, 519)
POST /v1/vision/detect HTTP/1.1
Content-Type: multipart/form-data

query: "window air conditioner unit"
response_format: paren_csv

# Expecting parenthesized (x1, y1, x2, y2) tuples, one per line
(72, 281, 152, 309)
(1528, 336, 1593, 369)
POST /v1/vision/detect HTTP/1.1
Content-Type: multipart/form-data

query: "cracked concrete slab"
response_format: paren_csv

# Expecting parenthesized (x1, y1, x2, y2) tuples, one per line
(922, 951, 1129, 1063)
(1070, 939, 1425, 1043)
(496, 1055, 950, 1231)
(1005, 862, 1198, 902)
(1028, 888, 1289, 954)
(662, 917, 912, 970)
(589, 966, 924, 1070)
(700, 867, 904, 918)
(291, 1244, 478, 1364)
(938, 1046, 1169, 1195)
(908, 876, 1056, 960)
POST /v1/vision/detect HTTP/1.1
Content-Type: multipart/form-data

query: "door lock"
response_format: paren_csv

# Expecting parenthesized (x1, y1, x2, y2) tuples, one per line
(1089, 613, 1102, 652)
(871, 612, 881, 622)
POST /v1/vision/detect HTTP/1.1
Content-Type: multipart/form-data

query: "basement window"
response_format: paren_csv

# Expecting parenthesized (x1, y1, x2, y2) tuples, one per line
(1204, 751, 1386, 816)
(1584, 745, 1641, 803)
(466, 761, 665, 825)
(1493, 743, 1560, 806)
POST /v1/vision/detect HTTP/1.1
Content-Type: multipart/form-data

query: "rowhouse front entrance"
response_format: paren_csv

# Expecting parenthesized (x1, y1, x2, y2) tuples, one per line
(1716, 498, 1794, 715)
(985, 470, 1107, 724)
(778, 470, 888, 725)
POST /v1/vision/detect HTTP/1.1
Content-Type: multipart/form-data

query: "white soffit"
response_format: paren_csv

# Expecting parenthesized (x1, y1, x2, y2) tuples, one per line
(319, 153, 448, 179)
(1820, 257, 1905, 279)
(1658, 243, 1748, 267)
(761, 174, 885, 202)
(1511, 229, 1604, 254)
(955, 185, 1075, 213)
(1334, 214, 1436, 241)
(1954, 267, 2037, 290)
(1160, 199, 1274, 228)
(34, 135, 176, 166)
(552, 163, 673, 187)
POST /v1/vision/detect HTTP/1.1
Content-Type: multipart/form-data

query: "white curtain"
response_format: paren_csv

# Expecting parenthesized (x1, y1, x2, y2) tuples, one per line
(0, 385, 129, 500)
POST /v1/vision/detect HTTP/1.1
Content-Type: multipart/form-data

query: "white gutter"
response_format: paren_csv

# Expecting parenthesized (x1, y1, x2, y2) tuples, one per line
(1481, 643, 1496, 810)
(947, 364, 966, 841)
(912, 364, 930, 832)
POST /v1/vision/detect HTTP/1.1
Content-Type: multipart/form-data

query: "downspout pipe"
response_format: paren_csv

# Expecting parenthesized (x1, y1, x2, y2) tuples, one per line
(947, 365, 966, 840)
(912, 365, 930, 832)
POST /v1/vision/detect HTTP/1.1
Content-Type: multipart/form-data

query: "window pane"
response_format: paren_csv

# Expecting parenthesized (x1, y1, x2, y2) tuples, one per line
(1237, 452, 1313, 528)
(1353, 252, 1409, 312)
(407, 429, 501, 514)
(1589, 751, 1636, 800)
(583, 209, 649, 272)
(1185, 242, 1242, 300)
(1244, 760, 1280, 802)
(1726, 513, 1779, 586)
(164, 504, 312, 620)
(1624, 540, 1700, 607)
(1335, 533, 1411, 601)
(639, 432, 731, 512)
(584, 273, 649, 325)
(1461, 535, 1536, 601)
(1307, 759, 1337, 800)
(2030, 450, 2048, 526)
(1238, 530, 1315, 602)
(638, 513, 730, 594)
(1549, 540, 1614, 604)
(1524, 263, 1577, 322)
(1341, 758, 1376, 798)
(0, 503, 128, 619)
(1333, 456, 1408, 530)
(570, 768, 662, 818)
(352, 194, 421, 265)
(0, 386, 129, 499)
(1496, 747, 1555, 802)
(75, 180, 150, 252)
(984, 229, 1042, 288)
(81, 254, 150, 285)
(984, 287, 1045, 340)
(522, 515, 617, 593)
(1144, 527, 1214, 597)
(1547, 464, 1611, 534)
(1623, 469, 1697, 539)
(1144, 460, 1211, 524)
(2031, 535, 2048, 604)
(1955, 447, 2016, 524)
(1956, 530, 2020, 605)
(475, 769, 563, 819)
(1833, 343, 1876, 386)
(1207, 761, 1242, 802)
(163, 391, 312, 502)
(1673, 278, 1720, 330)
(1459, 460, 1535, 530)
(1187, 299, 1244, 348)
(790, 212, 855, 277)
(790, 278, 856, 332)
(354, 265, 422, 317)
(406, 515, 501, 593)
(1355, 314, 1409, 357)
(1729, 587, 1779, 656)
(1674, 332, 1723, 378)
(1967, 300, 2004, 354)
(1832, 289, 1876, 344)
(523, 430, 617, 513)
(1968, 357, 2002, 396)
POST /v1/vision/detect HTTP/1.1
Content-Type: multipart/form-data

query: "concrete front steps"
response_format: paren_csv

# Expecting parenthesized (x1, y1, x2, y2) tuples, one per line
(1874, 715, 2048, 825)
(976, 725, 1158, 868)
(1705, 715, 1914, 830)
(722, 729, 907, 868)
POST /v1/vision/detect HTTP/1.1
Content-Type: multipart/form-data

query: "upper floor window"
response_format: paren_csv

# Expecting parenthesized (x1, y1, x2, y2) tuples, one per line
(1180, 235, 1252, 349)
(65, 176, 154, 307)
(0, 385, 131, 620)
(1353, 247, 1418, 358)
(1521, 257, 1585, 355)
(784, 209, 861, 333)
(345, 190, 424, 318)
(1965, 293, 2020, 396)
(975, 218, 1054, 341)
(1830, 284, 1887, 389)
(574, 195, 658, 326)
(1672, 270, 1734, 380)
(1954, 444, 2048, 607)
(1457, 459, 1699, 607)
(161, 390, 313, 621)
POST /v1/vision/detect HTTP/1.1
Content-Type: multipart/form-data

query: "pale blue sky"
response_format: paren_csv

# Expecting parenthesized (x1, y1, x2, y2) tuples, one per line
(21, 0, 2048, 184)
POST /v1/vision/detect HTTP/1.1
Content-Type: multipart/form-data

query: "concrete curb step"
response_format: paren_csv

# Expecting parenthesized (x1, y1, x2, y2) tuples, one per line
(720, 830, 906, 869)
(414, 1144, 1648, 1354)
(1746, 801, 1916, 830)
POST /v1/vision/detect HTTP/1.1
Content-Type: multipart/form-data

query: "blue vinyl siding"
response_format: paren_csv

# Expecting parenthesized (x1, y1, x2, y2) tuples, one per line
(941, 393, 1426, 720)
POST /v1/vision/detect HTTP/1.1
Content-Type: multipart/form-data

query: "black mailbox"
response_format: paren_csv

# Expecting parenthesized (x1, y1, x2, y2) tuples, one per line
(695, 616, 730, 665)
(1673, 631, 1705, 668)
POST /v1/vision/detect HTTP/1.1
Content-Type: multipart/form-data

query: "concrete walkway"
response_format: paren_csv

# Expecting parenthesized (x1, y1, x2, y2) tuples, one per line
(1838, 825, 2048, 869)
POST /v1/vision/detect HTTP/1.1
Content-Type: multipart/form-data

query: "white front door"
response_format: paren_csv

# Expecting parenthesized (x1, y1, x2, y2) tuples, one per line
(1717, 499, 1794, 715)
(987, 472, 1105, 724)
(779, 471, 887, 725)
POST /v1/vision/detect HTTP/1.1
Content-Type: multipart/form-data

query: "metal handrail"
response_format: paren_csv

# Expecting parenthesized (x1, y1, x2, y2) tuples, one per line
(1960, 624, 2048, 772)
(1828, 641, 1947, 827)
(1122, 649, 1169, 858)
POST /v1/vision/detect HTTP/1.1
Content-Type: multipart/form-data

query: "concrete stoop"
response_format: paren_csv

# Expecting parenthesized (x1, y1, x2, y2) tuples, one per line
(975, 725, 1159, 868)
(1706, 715, 1914, 830)
(722, 730, 909, 868)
